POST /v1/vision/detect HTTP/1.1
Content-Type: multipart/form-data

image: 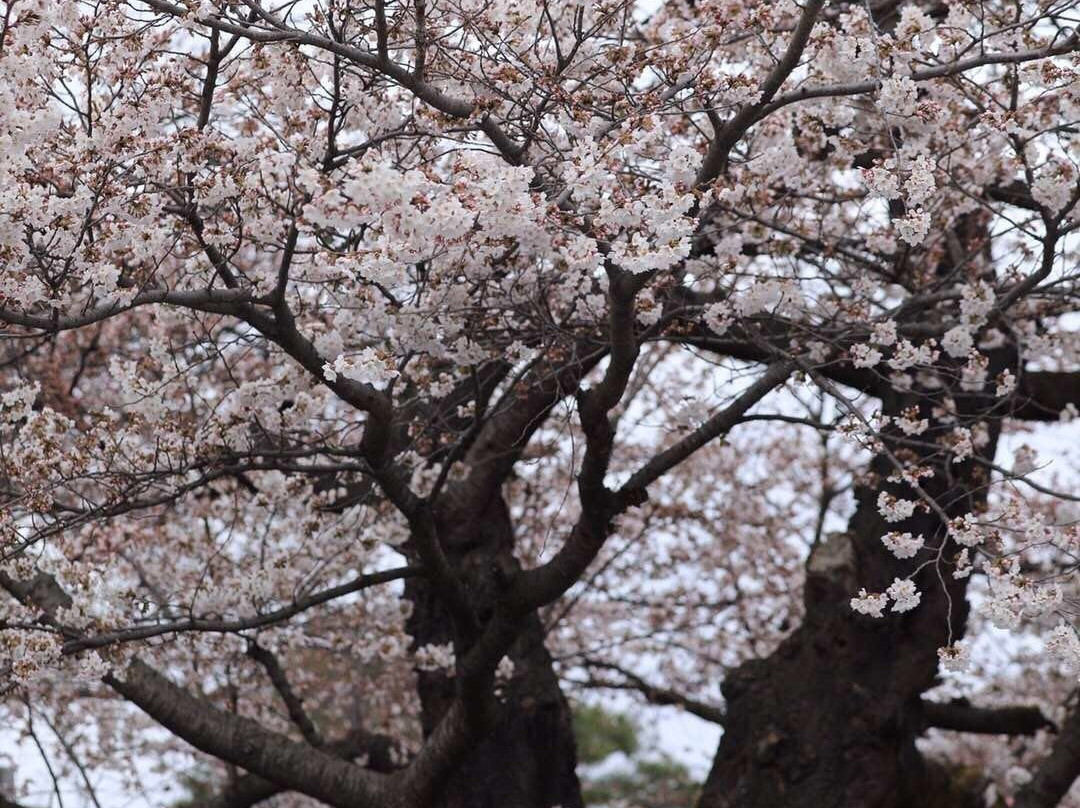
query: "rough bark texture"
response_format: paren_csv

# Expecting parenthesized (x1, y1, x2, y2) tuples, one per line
(406, 493, 583, 808)
(699, 384, 1003, 808)
(1015, 699, 1080, 808)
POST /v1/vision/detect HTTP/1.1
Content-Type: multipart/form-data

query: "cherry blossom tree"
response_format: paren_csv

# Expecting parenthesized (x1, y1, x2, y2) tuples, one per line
(0, 0, 1078, 807)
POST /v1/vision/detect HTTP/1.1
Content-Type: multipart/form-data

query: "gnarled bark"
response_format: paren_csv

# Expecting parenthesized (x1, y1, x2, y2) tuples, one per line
(406, 492, 583, 808)
(699, 386, 1003, 808)
(1015, 698, 1080, 808)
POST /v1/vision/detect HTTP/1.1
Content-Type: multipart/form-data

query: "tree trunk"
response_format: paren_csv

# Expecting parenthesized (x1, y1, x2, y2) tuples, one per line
(699, 385, 1002, 808)
(406, 493, 583, 808)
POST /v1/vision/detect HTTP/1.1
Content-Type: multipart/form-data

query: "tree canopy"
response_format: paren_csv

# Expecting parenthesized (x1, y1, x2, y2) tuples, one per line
(0, 1, 1078, 806)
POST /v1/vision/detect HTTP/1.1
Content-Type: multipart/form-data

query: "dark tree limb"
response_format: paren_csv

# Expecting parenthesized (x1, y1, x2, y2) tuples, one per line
(580, 659, 726, 725)
(246, 642, 324, 748)
(1015, 696, 1080, 808)
(514, 359, 791, 613)
(696, 0, 827, 186)
(0, 571, 395, 808)
(756, 33, 1080, 119)
(987, 181, 1042, 211)
(201, 727, 402, 808)
(620, 360, 795, 494)
(1012, 371, 1080, 422)
(106, 661, 392, 808)
(138, 0, 525, 166)
(675, 325, 1078, 424)
(0, 288, 262, 332)
(921, 698, 1055, 737)
(62, 565, 423, 653)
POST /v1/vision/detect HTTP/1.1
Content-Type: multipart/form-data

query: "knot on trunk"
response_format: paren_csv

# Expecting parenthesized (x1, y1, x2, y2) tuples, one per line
(806, 531, 854, 582)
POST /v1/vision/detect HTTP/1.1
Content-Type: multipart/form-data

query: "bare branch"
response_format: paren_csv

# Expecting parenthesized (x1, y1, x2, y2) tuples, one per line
(921, 698, 1054, 737)
(62, 566, 422, 653)
(246, 642, 324, 748)
(581, 659, 727, 725)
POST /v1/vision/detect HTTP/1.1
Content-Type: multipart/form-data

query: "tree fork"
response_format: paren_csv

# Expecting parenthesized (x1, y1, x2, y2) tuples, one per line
(698, 379, 1006, 808)
(405, 493, 583, 808)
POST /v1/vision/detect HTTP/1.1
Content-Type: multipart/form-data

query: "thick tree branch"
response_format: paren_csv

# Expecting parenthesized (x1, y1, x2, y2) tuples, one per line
(1014, 696, 1080, 808)
(758, 33, 1080, 119)
(987, 181, 1041, 211)
(921, 698, 1054, 736)
(0, 288, 262, 333)
(240, 304, 396, 464)
(513, 359, 791, 613)
(0, 571, 406, 808)
(106, 661, 392, 808)
(201, 726, 402, 808)
(450, 347, 605, 512)
(620, 360, 795, 494)
(696, 0, 827, 186)
(1011, 370, 1080, 421)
